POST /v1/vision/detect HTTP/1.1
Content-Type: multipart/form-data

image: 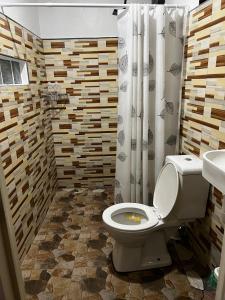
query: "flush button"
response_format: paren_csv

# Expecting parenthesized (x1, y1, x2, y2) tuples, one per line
(185, 158, 192, 161)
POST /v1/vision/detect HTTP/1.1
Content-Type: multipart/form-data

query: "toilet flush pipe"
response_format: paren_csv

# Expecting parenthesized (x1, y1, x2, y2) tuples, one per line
(215, 195, 225, 300)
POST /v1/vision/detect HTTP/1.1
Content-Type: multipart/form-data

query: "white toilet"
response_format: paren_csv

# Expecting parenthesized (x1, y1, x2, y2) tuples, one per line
(102, 155, 209, 272)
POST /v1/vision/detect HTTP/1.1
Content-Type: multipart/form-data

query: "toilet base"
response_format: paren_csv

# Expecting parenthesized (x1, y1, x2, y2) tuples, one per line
(112, 231, 172, 272)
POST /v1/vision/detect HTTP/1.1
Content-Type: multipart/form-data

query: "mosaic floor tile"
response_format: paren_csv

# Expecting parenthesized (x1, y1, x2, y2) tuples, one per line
(21, 188, 216, 299)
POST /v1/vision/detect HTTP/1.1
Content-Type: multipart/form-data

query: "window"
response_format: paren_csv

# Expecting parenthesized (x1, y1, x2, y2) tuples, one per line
(0, 55, 28, 86)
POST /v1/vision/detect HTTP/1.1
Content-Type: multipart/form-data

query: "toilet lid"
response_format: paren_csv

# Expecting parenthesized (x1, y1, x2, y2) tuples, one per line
(153, 163, 179, 219)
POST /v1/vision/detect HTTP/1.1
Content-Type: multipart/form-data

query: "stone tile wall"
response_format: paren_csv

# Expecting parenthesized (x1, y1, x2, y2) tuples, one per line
(43, 39, 118, 189)
(0, 13, 57, 261)
(180, 0, 225, 268)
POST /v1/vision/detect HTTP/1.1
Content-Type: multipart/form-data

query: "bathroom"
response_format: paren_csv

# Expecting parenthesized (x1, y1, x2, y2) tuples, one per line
(0, 0, 225, 299)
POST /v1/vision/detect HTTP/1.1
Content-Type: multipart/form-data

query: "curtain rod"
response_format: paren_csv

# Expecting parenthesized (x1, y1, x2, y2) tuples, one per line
(0, 2, 186, 8)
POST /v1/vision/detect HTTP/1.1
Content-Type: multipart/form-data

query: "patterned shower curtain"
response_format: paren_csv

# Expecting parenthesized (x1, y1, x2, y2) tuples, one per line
(115, 4, 187, 205)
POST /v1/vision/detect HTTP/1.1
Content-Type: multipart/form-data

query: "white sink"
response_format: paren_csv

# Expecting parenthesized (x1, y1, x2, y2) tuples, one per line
(202, 150, 225, 194)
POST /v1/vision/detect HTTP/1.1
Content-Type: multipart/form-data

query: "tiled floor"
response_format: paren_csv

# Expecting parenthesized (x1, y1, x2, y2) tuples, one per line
(21, 188, 216, 300)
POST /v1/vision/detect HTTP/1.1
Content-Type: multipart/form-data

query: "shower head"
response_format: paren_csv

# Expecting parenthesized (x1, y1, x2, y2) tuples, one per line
(112, 8, 118, 15)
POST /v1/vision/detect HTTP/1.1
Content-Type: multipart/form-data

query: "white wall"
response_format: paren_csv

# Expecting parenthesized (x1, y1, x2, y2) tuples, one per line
(0, 0, 200, 39)
(1, 0, 40, 36)
(38, 0, 199, 39)
(38, 0, 118, 39)
(38, 8, 117, 39)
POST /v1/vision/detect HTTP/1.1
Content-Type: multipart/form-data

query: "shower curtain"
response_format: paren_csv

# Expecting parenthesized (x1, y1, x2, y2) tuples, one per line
(115, 4, 186, 205)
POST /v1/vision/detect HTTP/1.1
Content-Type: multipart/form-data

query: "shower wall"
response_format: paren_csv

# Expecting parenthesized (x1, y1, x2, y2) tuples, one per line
(0, 14, 57, 261)
(181, 0, 225, 268)
(0, 12, 118, 261)
(43, 38, 118, 189)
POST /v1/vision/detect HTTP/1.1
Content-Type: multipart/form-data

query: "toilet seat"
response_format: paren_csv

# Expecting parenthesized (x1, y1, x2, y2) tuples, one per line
(103, 163, 179, 233)
(102, 203, 159, 232)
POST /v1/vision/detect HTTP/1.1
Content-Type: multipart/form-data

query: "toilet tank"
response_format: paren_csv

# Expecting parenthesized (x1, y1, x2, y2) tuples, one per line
(165, 155, 209, 220)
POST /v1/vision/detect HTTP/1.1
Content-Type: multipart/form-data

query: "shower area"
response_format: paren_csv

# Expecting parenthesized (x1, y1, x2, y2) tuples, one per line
(0, 4, 118, 259)
(0, 1, 222, 300)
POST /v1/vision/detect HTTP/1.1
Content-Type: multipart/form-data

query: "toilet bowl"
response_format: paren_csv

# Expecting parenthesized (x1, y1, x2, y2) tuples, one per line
(102, 155, 209, 272)
(103, 203, 159, 243)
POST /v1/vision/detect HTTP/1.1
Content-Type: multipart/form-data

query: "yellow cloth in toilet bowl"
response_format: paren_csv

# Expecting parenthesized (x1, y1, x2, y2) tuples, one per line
(125, 213, 144, 224)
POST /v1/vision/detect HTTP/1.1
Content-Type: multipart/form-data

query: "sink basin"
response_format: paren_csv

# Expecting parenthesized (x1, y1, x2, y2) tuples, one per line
(202, 150, 225, 194)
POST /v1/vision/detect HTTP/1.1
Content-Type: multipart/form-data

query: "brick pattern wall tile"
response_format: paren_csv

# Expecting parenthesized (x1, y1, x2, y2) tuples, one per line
(0, 14, 57, 261)
(43, 38, 118, 189)
(181, 0, 225, 268)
